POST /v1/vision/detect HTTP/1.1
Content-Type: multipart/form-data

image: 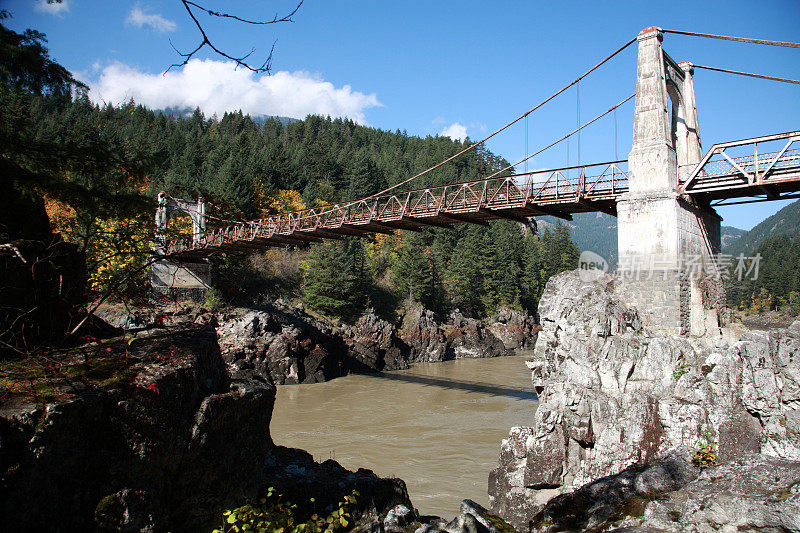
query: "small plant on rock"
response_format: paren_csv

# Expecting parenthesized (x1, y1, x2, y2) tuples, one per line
(673, 354, 690, 381)
(691, 430, 718, 470)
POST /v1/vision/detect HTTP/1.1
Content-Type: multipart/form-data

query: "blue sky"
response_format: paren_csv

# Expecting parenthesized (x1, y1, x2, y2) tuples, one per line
(5, 0, 799, 230)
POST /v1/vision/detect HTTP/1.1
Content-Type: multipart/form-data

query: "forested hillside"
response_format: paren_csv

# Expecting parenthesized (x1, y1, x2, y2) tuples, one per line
(726, 230, 800, 314)
(16, 83, 582, 321)
(723, 200, 800, 257)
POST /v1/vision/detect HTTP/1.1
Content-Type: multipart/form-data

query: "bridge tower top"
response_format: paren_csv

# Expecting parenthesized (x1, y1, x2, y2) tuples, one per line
(155, 192, 207, 250)
(629, 27, 702, 193)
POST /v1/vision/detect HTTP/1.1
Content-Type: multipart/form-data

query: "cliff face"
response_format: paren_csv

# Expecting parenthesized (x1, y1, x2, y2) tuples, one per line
(489, 271, 800, 531)
(0, 326, 273, 530)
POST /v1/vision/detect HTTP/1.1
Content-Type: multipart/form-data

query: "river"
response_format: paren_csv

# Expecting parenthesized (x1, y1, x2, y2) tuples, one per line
(269, 352, 538, 517)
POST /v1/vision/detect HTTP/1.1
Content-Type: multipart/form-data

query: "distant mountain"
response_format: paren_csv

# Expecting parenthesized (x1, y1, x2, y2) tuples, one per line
(537, 212, 618, 265)
(723, 200, 800, 256)
(536, 214, 747, 267)
(721, 225, 747, 249)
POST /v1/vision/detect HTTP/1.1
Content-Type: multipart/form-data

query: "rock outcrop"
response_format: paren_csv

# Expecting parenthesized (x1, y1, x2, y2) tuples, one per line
(359, 499, 516, 533)
(1, 325, 272, 530)
(216, 302, 348, 385)
(100, 299, 536, 386)
(489, 270, 800, 530)
(486, 306, 539, 352)
(396, 303, 513, 362)
(398, 302, 449, 362)
(630, 453, 800, 532)
(342, 311, 410, 372)
(0, 324, 411, 531)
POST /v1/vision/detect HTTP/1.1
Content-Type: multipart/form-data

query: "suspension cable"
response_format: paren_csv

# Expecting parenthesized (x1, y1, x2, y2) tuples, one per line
(692, 64, 800, 85)
(661, 28, 800, 49)
(362, 37, 637, 199)
(484, 93, 635, 180)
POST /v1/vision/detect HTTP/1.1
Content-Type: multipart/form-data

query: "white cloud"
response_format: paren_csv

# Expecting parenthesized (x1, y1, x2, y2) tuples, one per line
(88, 59, 382, 123)
(126, 6, 177, 33)
(441, 122, 468, 142)
(34, 0, 69, 16)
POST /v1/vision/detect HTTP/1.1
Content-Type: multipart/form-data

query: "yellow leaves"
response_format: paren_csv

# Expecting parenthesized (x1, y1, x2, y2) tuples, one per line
(43, 194, 77, 236)
(260, 189, 307, 217)
(87, 215, 152, 296)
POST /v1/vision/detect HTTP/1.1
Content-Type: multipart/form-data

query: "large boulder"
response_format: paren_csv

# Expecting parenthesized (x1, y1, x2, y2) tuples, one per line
(342, 310, 410, 372)
(529, 447, 698, 532)
(627, 453, 800, 532)
(486, 306, 539, 351)
(0, 325, 274, 531)
(444, 311, 507, 359)
(216, 302, 347, 385)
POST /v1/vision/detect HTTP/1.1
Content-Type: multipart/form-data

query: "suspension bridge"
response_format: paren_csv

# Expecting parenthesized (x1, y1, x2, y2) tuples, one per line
(153, 26, 800, 335)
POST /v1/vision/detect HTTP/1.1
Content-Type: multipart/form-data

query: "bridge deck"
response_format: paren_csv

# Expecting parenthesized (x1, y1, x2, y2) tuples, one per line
(166, 162, 629, 259)
(163, 131, 800, 259)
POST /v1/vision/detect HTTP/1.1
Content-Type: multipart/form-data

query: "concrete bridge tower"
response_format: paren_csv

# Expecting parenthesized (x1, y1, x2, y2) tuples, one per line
(150, 192, 211, 302)
(616, 27, 723, 335)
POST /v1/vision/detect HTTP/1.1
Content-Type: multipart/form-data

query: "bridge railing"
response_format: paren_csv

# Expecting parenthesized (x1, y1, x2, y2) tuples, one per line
(165, 161, 629, 256)
(682, 131, 800, 193)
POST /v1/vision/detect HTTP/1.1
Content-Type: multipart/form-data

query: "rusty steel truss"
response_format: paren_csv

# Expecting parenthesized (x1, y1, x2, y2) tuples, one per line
(165, 161, 630, 259)
(681, 131, 800, 205)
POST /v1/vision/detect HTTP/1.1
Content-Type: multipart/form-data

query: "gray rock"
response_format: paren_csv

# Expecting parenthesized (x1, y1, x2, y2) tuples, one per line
(489, 270, 800, 530)
(445, 310, 507, 359)
(342, 310, 410, 372)
(459, 500, 514, 533)
(529, 447, 698, 532)
(414, 525, 442, 533)
(384, 504, 415, 531)
(216, 305, 345, 384)
(359, 520, 385, 533)
(444, 512, 485, 533)
(486, 306, 539, 351)
(634, 453, 800, 532)
(398, 302, 449, 362)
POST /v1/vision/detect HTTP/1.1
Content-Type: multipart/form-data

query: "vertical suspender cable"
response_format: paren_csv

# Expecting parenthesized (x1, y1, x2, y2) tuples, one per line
(524, 114, 529, 173)
(362, 37, 636, 199)
(614, 107, 618, 160)
(576, 81, 581, 167)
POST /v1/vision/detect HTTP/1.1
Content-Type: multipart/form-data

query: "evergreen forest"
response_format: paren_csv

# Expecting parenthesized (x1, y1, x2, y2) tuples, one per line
(2, 16, 580, 324)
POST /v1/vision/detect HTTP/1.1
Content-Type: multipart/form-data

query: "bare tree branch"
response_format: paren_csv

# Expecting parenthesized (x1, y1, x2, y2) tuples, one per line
(168, 0, 303, 74)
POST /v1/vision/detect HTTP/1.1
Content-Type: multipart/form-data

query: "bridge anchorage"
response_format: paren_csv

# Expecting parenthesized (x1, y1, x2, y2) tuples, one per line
(153, 26, 800, 336)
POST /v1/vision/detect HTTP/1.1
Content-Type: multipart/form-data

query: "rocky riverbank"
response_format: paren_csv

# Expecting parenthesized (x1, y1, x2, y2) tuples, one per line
(0, 324, 411, 531)
(489, 271, 800, 531)
(96, 300, 537, 385)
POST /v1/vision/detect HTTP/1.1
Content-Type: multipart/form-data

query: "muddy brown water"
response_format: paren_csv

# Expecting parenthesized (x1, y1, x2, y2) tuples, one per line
(269, 352, 538, 517)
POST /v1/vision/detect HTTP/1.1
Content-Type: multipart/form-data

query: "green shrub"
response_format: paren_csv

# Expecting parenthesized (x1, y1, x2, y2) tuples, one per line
(213, 488, 358, 533)
(691, 431, 718, 470)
